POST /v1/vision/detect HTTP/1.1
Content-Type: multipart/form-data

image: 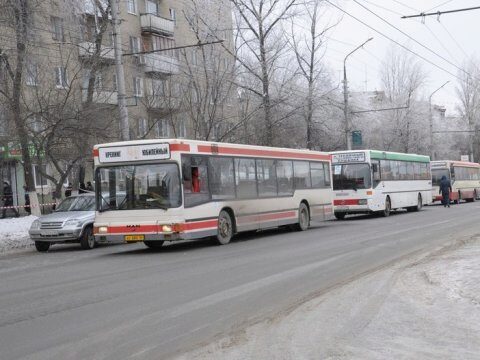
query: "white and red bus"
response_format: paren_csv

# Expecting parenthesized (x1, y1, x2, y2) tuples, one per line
(93, 139, 333, 248)
(331, 150, 432, 219)
(431, 160, 480, 203)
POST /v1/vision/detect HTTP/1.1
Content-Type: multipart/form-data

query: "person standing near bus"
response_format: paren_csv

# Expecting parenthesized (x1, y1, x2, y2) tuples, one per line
(192, 167, 200, 193)
(1, 181, 19, 218)
(439, 175, 452, 208)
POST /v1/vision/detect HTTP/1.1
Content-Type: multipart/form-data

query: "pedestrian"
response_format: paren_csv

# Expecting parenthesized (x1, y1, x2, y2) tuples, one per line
(1, 181, 20, 218)
(23, 185, 31, 215)
(86, 181, 94, 192)
(439, 175, 452, 208)
(79, 182, 87, 194)
(65, 183, 72, 198)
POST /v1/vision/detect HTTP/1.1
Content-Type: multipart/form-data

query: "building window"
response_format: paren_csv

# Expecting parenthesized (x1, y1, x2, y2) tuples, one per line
(25, 62, 38, 86)
(146, 0, 158, 15)
(155, 118, 170, 138)
(138, 118, 148, 137)
(50, 16, 64, 42)
(191, 50, 198, 66)
(82, 70, 102, 90)
(177, 119, 186, 138)
(169, 8, 176, 24)
(127, 0, 137, 14)
(28, 114, 43, 133)
(133, 77, 143, 97)
(112, 74, 117, 91)
(32, 164, 48, 187)
(0, 111, 7, 136)
(55, 67, 68, 88)
(152, 79, 166, 96)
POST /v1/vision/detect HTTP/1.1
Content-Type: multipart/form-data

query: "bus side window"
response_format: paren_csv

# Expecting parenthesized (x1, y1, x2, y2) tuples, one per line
(372, 161, 381, 182)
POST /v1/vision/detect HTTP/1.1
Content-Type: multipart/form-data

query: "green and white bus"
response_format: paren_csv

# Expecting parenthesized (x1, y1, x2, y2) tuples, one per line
(331, 150, 432, 219)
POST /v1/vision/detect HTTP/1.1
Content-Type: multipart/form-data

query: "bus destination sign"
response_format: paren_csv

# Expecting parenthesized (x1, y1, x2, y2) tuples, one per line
(98, 143, 170, 163)
(332, 152, 366, 164)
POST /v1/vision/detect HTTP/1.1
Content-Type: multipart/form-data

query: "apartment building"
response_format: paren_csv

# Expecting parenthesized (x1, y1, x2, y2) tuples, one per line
(0, 0, 236, 209)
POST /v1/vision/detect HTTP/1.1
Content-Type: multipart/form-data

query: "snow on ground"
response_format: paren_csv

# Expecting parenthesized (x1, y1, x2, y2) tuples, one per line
(177, 237, 480, 360)
(0, 216, 37, 253)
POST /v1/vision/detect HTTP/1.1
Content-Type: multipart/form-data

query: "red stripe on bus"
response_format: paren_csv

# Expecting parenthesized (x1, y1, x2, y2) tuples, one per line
(182, 220, 218, 231)
(170, 143, 191, 152)
(197, 145, 330, 161)
(333, 199, 360, 206)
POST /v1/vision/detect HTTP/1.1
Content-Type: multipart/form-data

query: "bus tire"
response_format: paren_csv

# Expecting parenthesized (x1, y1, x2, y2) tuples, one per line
(334, 212, 346, 220)
(216, 210, 233, 245)
(382, 197, 391, 217)
(35, 241, 50, 252)
(455, 191, 461, 204)
(296, 203, 310, 231)
(473, 191, 477, 201)
(144, 241, 164, 249)
(80, 227, 96, 250)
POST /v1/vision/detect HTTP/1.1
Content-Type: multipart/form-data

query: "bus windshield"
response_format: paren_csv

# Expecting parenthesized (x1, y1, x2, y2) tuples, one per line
(333, 163, 371, 190)
(432, 168, 450, 186)
(96, 163, 181, 211)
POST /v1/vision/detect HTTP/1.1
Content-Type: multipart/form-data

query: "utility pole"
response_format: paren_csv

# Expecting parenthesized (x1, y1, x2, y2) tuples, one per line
(111, 0, 130, 141)
(344, 37, 373, 150)
(428, 81, 449, 160)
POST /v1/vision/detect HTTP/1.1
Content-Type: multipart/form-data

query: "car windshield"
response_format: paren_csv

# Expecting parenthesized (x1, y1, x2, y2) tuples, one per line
(55, 196, 96, 212)
(432, 168, 450, 186)
(96, 163, 181, 211)
(332, 163, 372, 190)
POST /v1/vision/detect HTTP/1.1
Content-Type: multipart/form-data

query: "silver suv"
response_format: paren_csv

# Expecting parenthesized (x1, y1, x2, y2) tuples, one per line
(29, 194, 96, 252)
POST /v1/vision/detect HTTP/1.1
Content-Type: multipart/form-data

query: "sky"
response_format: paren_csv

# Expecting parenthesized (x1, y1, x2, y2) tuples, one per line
(319, 0, 480, 115)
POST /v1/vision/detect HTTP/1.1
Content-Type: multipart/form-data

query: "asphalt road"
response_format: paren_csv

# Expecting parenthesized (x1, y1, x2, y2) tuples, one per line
(1, 203, 480, 360)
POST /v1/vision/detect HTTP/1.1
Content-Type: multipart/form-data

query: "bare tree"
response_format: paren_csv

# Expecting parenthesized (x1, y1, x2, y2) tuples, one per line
(456, 58, 480, 161)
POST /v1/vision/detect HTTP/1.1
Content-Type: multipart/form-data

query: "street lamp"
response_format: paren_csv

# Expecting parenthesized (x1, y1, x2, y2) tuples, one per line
(344, 37, 373, 150)
(429, 81, 449, 160)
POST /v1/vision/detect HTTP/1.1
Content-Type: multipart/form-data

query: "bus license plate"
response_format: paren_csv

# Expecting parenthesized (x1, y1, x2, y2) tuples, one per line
(125, 235, 145, 241)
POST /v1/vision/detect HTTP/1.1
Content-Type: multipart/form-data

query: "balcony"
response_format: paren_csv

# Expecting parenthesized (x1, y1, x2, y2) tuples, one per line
(145, 95, 180, 110)
(78, 41, 115, 61)
(140, 14, 175, 36)
(82, 89, 118, 105)
(143, 53, 179, 75)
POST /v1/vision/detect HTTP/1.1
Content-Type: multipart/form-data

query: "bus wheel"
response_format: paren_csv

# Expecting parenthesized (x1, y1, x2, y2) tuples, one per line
(414, 194, 423, 211)
(296, 203, 310, 231)
(35, 241, 50, 252)
(216, 210, 233, 245)
(382, 197, 391, 217)
(144, 241, 164, 249)
(455, 191, 461, 204)
(334, 212, 346, 220)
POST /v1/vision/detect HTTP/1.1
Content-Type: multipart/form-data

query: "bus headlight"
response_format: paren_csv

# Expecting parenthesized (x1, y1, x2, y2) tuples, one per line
(358, 199, 368, 205)
(161, 225, 173, 233)
(98, 226, 108, 234)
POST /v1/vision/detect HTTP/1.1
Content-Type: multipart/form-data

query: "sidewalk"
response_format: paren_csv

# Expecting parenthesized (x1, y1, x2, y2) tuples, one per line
(177, 236, 480, 359)
(0, 215, 37, 253)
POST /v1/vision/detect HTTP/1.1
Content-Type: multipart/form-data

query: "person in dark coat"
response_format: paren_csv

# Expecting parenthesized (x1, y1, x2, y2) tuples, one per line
(86, 181, 94, 192)
(65, 183, 72, 198)
(79, 182, 87, 194)
(23, 185, 31, 215)
(2, 181, 19, 218)
(439, 175, 452, 208)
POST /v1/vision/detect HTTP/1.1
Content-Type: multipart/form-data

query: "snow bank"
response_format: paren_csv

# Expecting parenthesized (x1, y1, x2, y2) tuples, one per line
(0, 216, 37, 253)
(176, 238, 480, 359)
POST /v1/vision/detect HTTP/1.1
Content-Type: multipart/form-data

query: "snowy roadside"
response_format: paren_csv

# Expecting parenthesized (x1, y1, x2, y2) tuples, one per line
(0, 216, 37, 254)
(176, 236, 480, 360)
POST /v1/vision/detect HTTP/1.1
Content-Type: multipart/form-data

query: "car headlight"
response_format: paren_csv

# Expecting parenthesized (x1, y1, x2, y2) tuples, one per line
(30, 220, 40, 230)
(65, 219, 82, 226)
(358, 199, 368, 205)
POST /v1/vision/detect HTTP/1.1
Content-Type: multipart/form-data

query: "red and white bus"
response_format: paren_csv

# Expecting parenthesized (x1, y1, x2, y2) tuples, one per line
(431, 160, 480, 203)
(93, 139, 333, 248)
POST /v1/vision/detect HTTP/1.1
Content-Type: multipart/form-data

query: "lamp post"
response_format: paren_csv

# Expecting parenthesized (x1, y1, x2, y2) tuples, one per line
(429, 81, 449, 160)
(344, 37, 373, 150)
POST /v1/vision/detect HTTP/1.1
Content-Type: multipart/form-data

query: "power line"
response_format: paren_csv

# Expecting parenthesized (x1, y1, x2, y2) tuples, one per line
(324, 0, 463, 82)
(425, 0, 455, 13)
(401, 6, 480, 19)
(437, 21, 468, 59)
(352, 0, 469, 79)
(122, 40, 224, 56)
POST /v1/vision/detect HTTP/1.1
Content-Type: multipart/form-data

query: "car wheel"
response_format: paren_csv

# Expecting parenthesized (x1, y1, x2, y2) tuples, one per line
(216, 210, 234, 245)
(80, 227, 96, 250)
(144, 241, 164, 249)
(35, 241, 50, 252)
(334, 212, 346, 220)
